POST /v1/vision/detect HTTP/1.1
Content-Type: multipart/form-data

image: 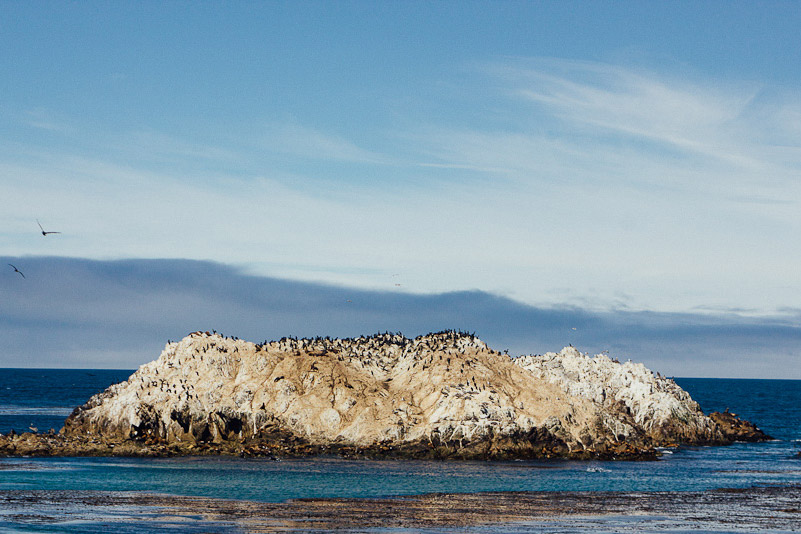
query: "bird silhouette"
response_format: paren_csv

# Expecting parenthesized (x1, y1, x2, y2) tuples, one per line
(8, 264, 25, 278)
(37, 219, 61, 236)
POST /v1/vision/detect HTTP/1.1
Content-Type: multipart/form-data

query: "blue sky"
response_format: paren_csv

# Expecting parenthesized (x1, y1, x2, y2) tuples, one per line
(2, 2, 800, 375)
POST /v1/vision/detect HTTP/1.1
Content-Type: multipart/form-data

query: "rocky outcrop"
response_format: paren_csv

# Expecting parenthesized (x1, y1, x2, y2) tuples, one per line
(39, 331, 768, 460)
(708, 410, 771, 442)
(515, 348, 726, 446)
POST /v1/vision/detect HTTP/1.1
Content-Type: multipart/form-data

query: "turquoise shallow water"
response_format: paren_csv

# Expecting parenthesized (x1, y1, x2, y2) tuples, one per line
(1, 440, 799, 501)
(0, 370, 799, 532)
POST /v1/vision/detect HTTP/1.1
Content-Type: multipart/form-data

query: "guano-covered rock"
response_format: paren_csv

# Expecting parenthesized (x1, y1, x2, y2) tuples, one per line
(44, 331, 769, 459)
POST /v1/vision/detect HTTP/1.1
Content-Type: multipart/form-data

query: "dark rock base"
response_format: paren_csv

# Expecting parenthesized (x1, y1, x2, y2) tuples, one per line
(709, 411, 773, 442)
(0, 432, 660, 460)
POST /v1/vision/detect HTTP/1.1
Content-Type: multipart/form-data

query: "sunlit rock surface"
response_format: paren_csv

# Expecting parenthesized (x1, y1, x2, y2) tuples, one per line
(53, 331, 768, 459)
(516, 347, 717, 445)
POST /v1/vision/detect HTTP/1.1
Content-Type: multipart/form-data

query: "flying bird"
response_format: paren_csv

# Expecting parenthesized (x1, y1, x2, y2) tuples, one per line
(8, 264, 25, 278)
(37, 219, 61, 236)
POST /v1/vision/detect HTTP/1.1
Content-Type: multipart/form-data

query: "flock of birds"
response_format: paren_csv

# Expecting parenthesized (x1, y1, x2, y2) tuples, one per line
(7, 219, 61, 279)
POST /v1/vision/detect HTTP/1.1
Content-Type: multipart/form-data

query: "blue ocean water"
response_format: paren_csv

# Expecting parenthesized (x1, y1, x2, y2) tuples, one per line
(0, 369, 132, 435)
(0, 370, 799, 532)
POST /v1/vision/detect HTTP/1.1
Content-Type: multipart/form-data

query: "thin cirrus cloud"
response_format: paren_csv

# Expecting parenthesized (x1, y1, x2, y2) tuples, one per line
(424, 59, 800, 195)
(23, 115, 75, 135)
(119, 129, 239, 164)
(260, 123, 390, 165)
(514, 63, 755, 150)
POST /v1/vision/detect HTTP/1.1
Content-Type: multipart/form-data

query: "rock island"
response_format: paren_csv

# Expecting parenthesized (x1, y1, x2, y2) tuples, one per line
(1, 331, 768, 458)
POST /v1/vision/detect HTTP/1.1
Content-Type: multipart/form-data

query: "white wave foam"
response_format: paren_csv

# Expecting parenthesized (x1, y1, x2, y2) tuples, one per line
(586, 466, 609, 473)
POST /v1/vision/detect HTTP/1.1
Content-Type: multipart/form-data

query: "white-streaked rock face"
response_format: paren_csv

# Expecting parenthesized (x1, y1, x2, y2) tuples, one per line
(514, 347, 718, 443)
(62, 331, 729, 457)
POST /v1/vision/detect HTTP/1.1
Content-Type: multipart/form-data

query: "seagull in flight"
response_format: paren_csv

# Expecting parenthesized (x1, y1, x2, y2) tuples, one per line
(37, 219, 61, 236)
(8, 264, 25, 278)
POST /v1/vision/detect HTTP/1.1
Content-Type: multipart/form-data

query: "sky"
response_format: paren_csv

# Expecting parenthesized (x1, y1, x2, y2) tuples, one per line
(2, 2, 800, 377)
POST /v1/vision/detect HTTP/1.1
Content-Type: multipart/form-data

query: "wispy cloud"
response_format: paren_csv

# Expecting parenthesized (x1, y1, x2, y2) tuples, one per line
(422, 59, 801, 197)
(261, 123, 390, 164)
(8, 110, 241, 176)
(22, 108, 76, 134)
(512, 60, 760, 165)
(119, 129, 239, 163)
(727, 194, 797, 206)
(416, 162, 513, 174)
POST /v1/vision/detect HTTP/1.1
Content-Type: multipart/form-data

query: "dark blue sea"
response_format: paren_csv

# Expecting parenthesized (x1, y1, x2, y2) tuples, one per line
(1, 370, 799, 533)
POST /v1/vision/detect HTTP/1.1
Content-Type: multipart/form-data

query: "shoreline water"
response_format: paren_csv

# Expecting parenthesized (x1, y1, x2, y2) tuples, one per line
(1, 484, 800, 533)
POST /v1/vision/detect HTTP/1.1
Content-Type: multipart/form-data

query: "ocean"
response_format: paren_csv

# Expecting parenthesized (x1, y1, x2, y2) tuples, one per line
(1, 370, 799, 533)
